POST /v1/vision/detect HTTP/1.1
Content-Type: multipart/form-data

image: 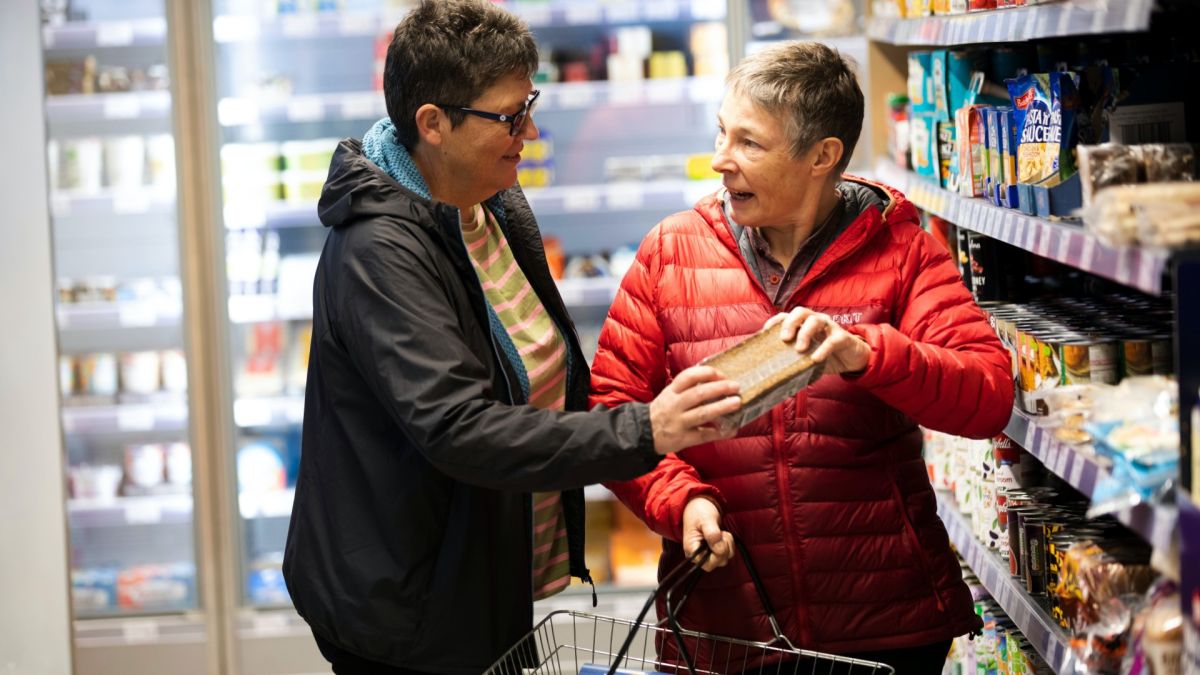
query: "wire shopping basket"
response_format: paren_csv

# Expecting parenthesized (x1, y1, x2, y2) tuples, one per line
(486, 537, 895, 675)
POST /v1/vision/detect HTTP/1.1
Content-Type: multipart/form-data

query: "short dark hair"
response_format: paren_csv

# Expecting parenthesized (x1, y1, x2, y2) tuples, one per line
(727, 42, 864, 174)
(384, 0, 539, 150)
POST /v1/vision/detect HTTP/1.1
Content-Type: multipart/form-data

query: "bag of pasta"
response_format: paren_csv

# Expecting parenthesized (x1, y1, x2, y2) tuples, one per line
(1007, 71, 1079, 187)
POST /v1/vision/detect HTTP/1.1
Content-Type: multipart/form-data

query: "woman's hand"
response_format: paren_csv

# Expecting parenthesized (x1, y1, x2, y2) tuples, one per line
(682, 497, 734, 572)
(764, 307, 871, 375)
(649, 366, 741, 456)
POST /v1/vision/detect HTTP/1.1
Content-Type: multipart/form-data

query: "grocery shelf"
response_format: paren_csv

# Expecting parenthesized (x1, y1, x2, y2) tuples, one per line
(238, 488, 295, 520)
(217, 77, 723, 127)
(229, 276, 622, 326)
(50, 188, 176, 220)
(233, 396, 304, 429)
(74, 614, 207, 647)
(212, 0, 725, 42)
(866, 0, 1154, 46)
(936, 491, 1077, 673)
(68, 494, 193, 528)
(46, 90, 171, 124)
(224, 179, 719, 231)
(57, 300, 182, 331)
(526, 179, 720, 218)
(61, 398, 188, 435)
(42, 18, 167, 50)
(1004, 407, 1179, 552)
(873, 160, 1169, 295)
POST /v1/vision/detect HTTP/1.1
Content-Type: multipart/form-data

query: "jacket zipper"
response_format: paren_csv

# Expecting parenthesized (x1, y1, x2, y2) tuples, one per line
(770, 407, 813, 646)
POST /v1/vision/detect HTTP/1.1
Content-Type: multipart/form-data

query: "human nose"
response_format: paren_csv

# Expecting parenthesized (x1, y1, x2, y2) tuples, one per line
(711, 135, 734, 174)
(519, 115, 540, 141)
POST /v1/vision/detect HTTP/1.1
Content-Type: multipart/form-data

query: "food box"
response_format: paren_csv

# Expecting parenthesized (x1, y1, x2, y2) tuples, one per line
(700, 327, 824, 432)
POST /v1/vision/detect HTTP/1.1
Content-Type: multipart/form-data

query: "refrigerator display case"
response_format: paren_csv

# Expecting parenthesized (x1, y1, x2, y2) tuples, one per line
(41, 0, 212, 672)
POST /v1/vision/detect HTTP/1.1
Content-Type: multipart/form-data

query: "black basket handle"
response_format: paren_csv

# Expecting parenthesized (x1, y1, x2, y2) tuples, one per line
(607, 533, 797, 675)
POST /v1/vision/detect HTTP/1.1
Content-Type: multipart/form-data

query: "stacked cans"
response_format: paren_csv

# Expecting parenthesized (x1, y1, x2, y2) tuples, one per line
(978, 295, 1174, 415)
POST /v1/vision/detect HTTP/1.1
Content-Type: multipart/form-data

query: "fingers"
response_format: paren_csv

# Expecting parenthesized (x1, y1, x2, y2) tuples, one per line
(674, 378, 741, 411)
(677, 394, 741, 431)
(778, 307, 811, 343)
(794, 314, 828, 353)
(668, 365, 723, 393)
(762, 313, 787, 330)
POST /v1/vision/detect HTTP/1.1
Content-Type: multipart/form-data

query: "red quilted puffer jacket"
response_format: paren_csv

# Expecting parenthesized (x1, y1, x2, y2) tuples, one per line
(591, 178, 1013, 666)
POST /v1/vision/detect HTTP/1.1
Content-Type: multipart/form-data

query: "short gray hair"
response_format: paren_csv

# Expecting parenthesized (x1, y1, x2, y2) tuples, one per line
(384, 0, 539, 150)
(727, 42, 864, 173)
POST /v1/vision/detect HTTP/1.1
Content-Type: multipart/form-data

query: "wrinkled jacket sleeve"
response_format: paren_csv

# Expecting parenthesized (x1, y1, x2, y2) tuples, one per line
(590, 223, 724, 541)
(846, 228, 1013, 438)
(333, 223, 661, 492)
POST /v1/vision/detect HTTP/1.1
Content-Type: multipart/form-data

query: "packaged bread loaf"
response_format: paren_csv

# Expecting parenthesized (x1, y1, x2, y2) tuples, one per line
(699, 327, 825, 432)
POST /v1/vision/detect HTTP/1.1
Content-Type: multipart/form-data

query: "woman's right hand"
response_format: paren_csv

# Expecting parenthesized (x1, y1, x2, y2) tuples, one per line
(683, 496, 734, 572)
(648, 365, 741, 456)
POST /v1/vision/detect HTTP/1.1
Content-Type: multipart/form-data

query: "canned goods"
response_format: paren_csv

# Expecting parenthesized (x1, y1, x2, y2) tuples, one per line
(1149, 334, 1173, 375)
(1007, 506, 1039, 578)
(1022, 518, 1048, 596)
(1122, 338, 1154, 377)
(1060, 337, 1119, 385)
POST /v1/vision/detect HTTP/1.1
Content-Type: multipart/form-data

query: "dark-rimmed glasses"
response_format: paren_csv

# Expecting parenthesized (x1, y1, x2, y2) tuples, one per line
(436, 89, 540, 137)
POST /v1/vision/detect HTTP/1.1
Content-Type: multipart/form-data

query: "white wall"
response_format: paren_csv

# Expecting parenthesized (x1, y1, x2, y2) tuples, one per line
(0, 2, 76, 673)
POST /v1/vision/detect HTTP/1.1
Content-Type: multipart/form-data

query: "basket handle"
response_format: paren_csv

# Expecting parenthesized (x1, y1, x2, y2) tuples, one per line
(606, 534, 797, 675)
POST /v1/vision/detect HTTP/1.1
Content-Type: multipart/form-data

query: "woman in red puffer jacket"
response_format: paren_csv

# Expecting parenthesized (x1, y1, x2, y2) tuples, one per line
(590, 42, 1013, 675)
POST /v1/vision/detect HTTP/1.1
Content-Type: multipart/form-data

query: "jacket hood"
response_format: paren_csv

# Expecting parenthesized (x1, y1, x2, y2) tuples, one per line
(318, 138, 444, 231)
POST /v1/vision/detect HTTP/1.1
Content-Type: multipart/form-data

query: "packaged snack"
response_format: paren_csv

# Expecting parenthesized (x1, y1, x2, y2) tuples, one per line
(699, 327, 825, 432)
(1077, 144, 1141, 207)
(956, 105, 987, 197)
(1007, 72, 1080, 187)
(1139, 143, 1195, 183)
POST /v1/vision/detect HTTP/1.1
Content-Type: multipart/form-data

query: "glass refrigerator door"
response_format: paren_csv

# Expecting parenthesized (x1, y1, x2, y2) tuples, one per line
(42, 0, 207, 670)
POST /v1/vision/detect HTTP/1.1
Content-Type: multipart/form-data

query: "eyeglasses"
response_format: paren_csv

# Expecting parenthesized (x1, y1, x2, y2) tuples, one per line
(436, 89, 541, 137)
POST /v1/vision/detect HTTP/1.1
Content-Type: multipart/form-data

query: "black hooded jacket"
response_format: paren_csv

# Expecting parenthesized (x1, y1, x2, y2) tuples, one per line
(282, 139, 662, 673)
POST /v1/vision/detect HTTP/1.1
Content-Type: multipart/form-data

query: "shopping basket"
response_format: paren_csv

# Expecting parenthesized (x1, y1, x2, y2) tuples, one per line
(486, 536, 895, 675)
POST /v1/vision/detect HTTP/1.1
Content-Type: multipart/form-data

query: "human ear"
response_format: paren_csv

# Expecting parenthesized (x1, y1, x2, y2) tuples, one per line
(811, 137, 845, 178)
(414, 104, 445, 146)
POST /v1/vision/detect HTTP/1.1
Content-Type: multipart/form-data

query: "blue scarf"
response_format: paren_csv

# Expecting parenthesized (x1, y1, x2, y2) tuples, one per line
(360, 117, 534, 399)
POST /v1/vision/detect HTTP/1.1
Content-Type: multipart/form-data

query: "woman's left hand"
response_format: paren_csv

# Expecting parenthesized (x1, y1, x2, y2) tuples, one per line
(764, 307, 871, 376)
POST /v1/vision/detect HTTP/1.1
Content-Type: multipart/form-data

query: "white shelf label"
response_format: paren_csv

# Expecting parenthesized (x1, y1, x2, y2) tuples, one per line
(252, 612, 291, 635)
(556, 85, 596, 110)
(1069, 454, 1086, 488)
(518, 5, 552, 27)
(691, 0, 726, 20)
(1056, 229, 1072, 261)
(606, 184, 645, 211)
(234, 399, 273, 428)
(565, 5, 603, 25)
(118, 303, 158, 327)
(1081, 235, 1098, 269)
(563, 188, 601, 213)
(212, 15, 260, 43)
(103, 95, 142, 120)
(97, 22, 136, 47)
(42, 26, 57, 49)
(118, 407, 156, 432)
(122, 619, 161, 643)
(644, 2, 680, 21)
(281, 14, 319, 38)
(218, 98, 260, 126)
(646, 80, 684, 105)
(287, 98, 325, 123)
(609, 83, 642, 106)
(113, 190, 151, 214)
(124, 499, 164, 525)
(51, 193, 72, 218)
(339, 13, 378, 36)
(340, 94, 379, 120)
(605, 3, 640, 23)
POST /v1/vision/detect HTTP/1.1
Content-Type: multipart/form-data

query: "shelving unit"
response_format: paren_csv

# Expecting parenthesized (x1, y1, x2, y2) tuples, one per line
(936, 492, 1077, 673)
(1003, 408, 1179, 551)
(866, 0, 1154, 46)
(42, 18, 168, 50)
(866, 2, 1198, 669)
(68, 494, 194, 528)
(217, 77, 724, 127)
(46, 91, 172, 124)
(57, 300, 182, 331)
(61, 398, 189, 435)
(212, 0, 726, 43)
(872, 160, 1169, 296)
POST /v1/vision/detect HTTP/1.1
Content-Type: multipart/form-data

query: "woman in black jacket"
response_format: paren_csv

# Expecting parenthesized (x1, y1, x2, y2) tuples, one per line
(281, 2, 741, 673)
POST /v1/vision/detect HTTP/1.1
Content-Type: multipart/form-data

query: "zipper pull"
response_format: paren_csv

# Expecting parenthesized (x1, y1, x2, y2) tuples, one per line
(581, 571, 598, 608)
